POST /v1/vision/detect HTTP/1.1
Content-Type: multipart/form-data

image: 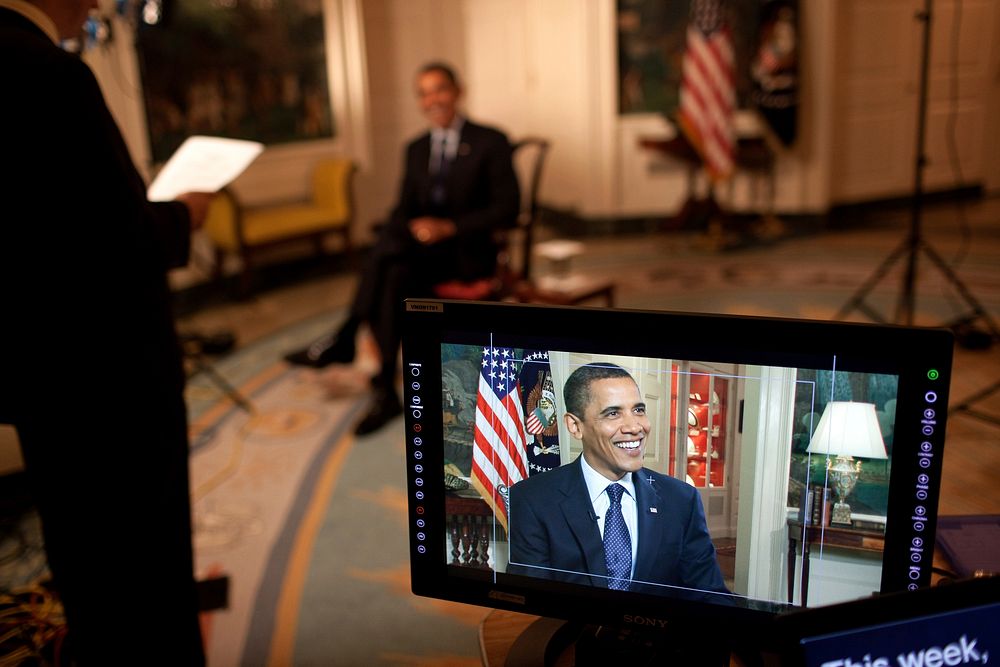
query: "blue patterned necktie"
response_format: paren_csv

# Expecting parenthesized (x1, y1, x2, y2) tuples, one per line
(430, 133, 451, 209)
(603, 483, 632, 591)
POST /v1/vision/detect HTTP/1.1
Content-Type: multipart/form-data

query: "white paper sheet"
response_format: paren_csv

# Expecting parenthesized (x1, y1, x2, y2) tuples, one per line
(147, 136, 264, 202)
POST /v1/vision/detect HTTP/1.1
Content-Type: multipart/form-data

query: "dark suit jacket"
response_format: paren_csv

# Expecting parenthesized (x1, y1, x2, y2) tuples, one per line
(508, 456, 728, 594)
(383, 119, 520, 281)
(0, 9, 204, 664)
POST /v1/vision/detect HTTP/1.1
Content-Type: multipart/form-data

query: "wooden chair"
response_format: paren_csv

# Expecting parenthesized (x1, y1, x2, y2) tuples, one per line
(204, 157, 355, 296)
(432, 137, 551, 301)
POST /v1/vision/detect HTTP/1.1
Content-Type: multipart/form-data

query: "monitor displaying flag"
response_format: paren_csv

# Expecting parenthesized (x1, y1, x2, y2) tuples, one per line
(471, 346, 530, 532)
(678, 0, 736, 181)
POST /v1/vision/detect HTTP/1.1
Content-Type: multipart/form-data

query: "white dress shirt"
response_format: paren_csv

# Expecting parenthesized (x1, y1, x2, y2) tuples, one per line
(580, 453, 638, 579)
(429, 117, 465, 173)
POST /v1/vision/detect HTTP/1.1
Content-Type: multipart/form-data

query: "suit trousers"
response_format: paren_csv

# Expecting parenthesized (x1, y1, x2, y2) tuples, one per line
(350, 226, 469, 388)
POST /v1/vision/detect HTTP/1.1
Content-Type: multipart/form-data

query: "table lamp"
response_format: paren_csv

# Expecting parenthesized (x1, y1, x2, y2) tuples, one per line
(805, 401, 888, 526)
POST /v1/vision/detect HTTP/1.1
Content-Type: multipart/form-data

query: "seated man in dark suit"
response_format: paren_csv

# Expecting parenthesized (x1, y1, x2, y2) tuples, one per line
(507, 362, 728, 595)
(285, 61, 519, 436)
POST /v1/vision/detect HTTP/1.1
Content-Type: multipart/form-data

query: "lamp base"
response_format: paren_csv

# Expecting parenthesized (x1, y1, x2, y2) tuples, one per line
(830, 501, 853, 526)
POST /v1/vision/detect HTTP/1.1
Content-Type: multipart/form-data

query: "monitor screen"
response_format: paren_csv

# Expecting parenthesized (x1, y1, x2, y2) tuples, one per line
(400, 299, 954, 655)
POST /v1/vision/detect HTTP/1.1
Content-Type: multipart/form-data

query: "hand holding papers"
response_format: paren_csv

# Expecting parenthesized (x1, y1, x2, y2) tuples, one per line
(147, 136, 264, 202)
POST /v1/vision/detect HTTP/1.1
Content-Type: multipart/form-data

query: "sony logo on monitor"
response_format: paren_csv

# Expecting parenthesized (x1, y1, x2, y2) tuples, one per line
(622, 614, 671, 629)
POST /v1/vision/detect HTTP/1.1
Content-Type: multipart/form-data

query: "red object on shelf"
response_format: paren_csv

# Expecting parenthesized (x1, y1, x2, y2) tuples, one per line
(689, 403, 709, 430)
(688, 460, 707, 487)
(689, 375, 710, 402)
(688, 432, 707, 456)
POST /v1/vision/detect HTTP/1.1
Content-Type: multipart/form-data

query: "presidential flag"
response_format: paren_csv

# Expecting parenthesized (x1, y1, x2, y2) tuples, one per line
(750, 0, 799, 146)
(678, 0, 736, 181)
(519, 350, 561, 475)
(471, 346, 530, 532)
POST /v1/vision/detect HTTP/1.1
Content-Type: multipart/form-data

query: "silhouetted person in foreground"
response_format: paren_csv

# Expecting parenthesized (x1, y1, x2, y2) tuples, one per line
(1, 0, 213, 662)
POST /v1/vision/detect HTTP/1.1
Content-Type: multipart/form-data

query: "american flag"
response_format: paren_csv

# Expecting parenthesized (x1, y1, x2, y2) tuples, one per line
(678, 0, 736, 181)
(471, 346, 529, 532)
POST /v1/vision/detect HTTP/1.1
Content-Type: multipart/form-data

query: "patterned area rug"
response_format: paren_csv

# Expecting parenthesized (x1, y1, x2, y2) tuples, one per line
(582, 225, 1000, 325)
(187, 312, 487, 667)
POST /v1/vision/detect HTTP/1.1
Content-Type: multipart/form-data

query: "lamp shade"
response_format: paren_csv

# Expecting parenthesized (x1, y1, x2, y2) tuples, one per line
(805, 401, 888, 460)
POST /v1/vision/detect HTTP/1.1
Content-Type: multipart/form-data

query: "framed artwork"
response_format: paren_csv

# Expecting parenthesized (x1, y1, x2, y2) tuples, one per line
(135, 0, 335, 163)
(616, 0, 764, 117)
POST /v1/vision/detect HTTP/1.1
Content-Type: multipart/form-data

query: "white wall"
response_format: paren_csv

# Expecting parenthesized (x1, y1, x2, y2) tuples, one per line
(462, 1, 618, 216)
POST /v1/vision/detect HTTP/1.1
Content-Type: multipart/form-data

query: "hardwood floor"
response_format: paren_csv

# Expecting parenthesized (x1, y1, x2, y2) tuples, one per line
(177, 196, 1000, 516)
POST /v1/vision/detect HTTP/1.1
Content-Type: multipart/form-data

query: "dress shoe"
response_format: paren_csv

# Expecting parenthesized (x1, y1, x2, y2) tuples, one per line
(355, 389, 403, 435)
(284, 331, 355, 369)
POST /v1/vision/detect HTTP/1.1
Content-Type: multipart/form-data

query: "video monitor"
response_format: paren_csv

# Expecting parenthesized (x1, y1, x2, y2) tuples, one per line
(401, 300, 954, 656)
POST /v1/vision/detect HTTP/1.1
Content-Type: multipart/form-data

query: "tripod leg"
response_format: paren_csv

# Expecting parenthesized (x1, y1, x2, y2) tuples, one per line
(919, 241, 1000, 339)
(191, 356, 255, 414)
(950, 378, 1000, 427)
(835, 239, 911, 322)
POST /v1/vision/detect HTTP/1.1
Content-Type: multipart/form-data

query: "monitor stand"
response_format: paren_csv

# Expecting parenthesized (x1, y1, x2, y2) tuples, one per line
(501, 615, 733, 667)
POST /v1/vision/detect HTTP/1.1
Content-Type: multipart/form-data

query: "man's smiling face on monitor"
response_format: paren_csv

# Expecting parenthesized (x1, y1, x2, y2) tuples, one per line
(566, 377, 650, 481)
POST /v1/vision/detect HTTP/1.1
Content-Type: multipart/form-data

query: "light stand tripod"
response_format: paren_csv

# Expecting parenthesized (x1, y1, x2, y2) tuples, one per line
(834, 0, 1000, 424)
(181, 332, 255, 414)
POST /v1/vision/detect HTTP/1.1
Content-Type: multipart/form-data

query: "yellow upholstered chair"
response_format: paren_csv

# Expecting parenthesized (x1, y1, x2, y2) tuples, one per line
(203, 157, 355, 295)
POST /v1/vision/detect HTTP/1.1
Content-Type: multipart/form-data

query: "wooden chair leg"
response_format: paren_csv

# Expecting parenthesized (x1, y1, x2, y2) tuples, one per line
(341, 229, 353, 269)
(213, 248, 225, 284)
(238, 252, 254, 299)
